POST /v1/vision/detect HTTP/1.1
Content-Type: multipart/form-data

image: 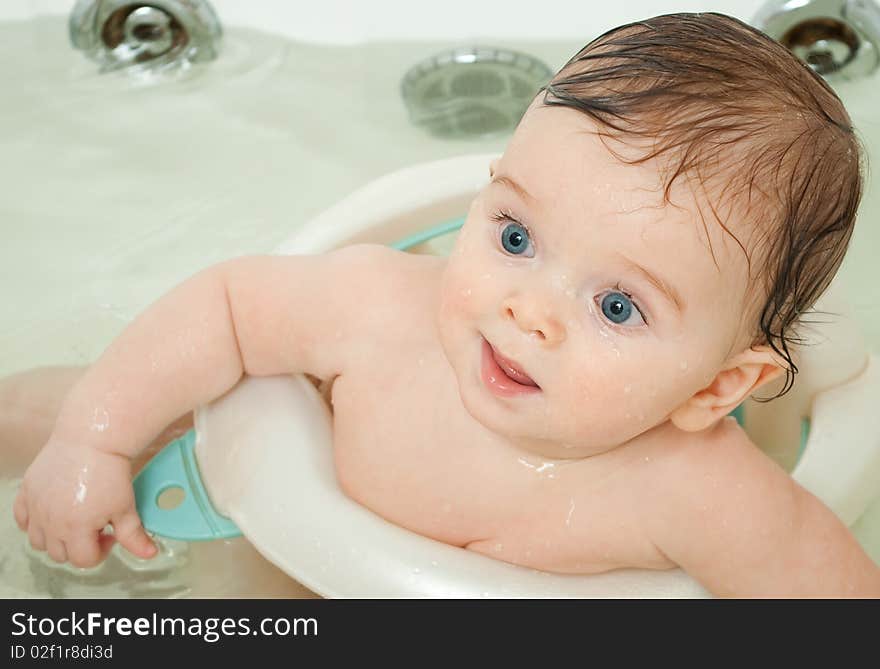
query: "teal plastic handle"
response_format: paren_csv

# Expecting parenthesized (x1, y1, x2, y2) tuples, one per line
(133, 430, 242, 541)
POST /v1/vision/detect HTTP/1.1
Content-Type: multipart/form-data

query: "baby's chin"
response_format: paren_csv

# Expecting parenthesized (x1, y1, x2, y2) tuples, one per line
(456, 382, 619, 460)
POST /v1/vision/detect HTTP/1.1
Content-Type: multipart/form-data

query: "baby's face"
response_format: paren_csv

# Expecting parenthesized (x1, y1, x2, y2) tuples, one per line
(437, 102, 755, 458)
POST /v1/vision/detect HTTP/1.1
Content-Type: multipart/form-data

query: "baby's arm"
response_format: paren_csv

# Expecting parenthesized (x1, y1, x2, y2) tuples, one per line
(13, 244, 395, 567)
(646, 419, 880, 597)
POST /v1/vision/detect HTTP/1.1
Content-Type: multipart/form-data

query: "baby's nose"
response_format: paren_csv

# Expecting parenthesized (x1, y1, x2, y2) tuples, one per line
(501, 296, 566, 345)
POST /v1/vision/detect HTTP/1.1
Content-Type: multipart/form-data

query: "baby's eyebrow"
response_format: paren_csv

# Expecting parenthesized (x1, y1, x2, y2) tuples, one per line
(614, 252, 684, 315)
(491, 173, 536, 205)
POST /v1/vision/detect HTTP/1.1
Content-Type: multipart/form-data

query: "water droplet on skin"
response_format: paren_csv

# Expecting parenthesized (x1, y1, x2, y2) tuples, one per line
(623, 385, 632, 394)
(565, 498, 576, 527)
(680, 360, 688, 371)
(74, 466, 89, 504)
(90, 407, 110, 433)
(494, 543, 504, 552)
(417, 358, 425, 366)
(517, 457, 536, 470)
(461, 288, 472, 298)
(482, 273, 493, 280)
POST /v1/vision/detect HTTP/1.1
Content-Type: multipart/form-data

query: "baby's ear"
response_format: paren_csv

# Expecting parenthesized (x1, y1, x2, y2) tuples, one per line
(669, 345, 786, 432)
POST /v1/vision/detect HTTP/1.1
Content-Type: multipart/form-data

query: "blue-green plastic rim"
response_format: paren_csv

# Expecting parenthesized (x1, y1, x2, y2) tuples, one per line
(390, 216, 465, 251)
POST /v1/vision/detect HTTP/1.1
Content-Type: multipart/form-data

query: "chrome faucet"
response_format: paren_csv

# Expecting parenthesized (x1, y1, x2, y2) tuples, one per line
(753, 0, 880, 79)
(69, 0, 222, 73)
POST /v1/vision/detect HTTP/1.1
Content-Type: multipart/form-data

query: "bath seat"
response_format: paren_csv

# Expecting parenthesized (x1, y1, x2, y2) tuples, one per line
(139, 154, 880, 597)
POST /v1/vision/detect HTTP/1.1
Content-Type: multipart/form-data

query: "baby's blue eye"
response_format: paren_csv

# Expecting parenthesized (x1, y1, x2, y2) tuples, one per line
(500, 222, 533, 257)
(601, 291, 636, 325)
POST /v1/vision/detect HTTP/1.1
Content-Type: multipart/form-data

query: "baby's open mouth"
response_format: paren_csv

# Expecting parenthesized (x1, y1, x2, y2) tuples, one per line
(493, 348, 539, 387)
(482, 336, 541, 391)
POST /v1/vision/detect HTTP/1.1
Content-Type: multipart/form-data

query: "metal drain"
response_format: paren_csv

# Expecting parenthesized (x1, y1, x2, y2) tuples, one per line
(401, 47, 552, 139)
(754, 0, 880, 79)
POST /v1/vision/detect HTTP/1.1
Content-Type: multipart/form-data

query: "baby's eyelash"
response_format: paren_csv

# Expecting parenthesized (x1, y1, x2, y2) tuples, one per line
(490, 208, 522, 226)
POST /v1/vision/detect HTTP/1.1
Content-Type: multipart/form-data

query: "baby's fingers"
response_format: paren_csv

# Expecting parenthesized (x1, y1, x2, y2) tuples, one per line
(12, 488, 28, 531)
(27, 524, 45, 552)
(67, 533, 115, 569)
(112, 510, 157, 560)
(46, 538, 68, 564)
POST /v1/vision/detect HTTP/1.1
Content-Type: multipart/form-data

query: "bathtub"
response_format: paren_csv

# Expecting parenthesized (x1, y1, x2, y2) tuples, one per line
(0, 0, 877, 597)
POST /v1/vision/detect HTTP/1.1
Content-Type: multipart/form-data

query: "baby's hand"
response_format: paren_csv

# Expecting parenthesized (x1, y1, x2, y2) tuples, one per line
(13, 437, 157, 568)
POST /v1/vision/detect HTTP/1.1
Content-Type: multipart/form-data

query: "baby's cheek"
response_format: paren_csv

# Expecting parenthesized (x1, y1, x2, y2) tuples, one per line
(565, 354, 663, 441)
(438, 280, 469, 324)
(438, 260, 485, 322)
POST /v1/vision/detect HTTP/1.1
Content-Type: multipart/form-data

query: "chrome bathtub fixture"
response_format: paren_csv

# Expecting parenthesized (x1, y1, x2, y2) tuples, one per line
(69, 0, 222, 73)
(401, 47, 553, 139)
(753, 0, 880, 79)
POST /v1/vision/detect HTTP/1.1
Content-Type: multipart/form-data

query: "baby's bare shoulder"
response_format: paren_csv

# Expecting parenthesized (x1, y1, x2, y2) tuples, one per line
(640, 417, 800, 557)
(331, 243, 444, 328)
(223, 244, 441, 381)
(644, 417, 786, 497)
(315, 244, 446, 373)
(353, 243, 443, 292)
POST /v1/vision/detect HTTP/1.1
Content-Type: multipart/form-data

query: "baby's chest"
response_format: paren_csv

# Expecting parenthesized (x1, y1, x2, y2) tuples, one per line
(328, 342, 513, 546)
(326, 344, 667, 571)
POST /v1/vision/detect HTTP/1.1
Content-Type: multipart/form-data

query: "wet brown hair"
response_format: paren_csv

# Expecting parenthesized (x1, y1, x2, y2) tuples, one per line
(539, 12, 864, 399)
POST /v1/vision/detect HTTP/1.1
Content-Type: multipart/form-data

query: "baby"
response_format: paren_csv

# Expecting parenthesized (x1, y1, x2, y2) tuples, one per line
(7, 12, 880, 597)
